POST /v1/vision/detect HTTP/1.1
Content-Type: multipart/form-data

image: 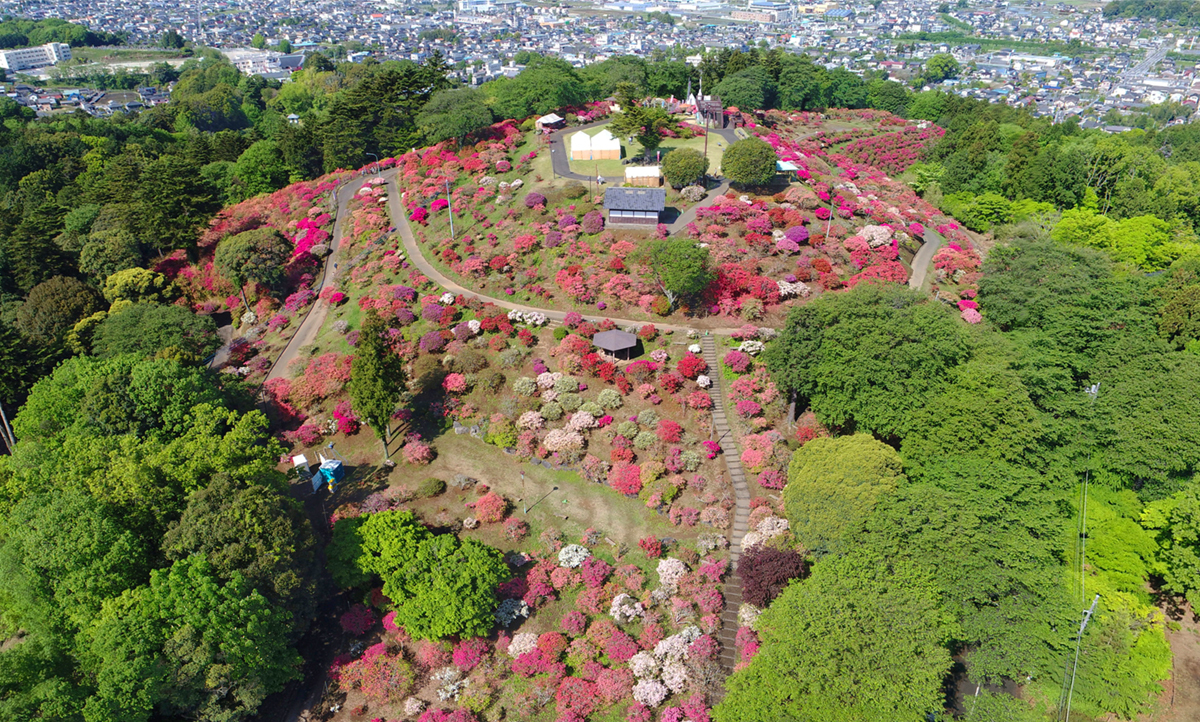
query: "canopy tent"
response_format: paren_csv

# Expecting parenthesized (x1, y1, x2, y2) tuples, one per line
(593, 329, 639, 359)
(590, 129, 622, 160)
(569, 131, 593, 160)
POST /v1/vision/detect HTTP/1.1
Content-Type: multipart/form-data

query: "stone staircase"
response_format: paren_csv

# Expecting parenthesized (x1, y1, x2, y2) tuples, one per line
(699, 335, 752, 673)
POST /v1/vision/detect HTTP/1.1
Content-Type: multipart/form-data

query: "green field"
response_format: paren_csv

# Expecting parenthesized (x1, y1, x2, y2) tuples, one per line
(566, 120, 726, 178)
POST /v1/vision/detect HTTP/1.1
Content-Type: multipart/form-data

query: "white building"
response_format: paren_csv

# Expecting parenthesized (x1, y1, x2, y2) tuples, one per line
(0, 43, 72, 72)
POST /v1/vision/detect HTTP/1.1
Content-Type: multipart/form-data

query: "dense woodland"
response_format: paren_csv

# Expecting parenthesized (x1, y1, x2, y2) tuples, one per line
(2, 42, 1200, 721)
(1103, 0, 1200, 25)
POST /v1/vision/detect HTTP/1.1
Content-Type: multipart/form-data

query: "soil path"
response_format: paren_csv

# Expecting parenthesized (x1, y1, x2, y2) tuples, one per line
(700, 335, 752, 672)
(1153, 604, 1200, 722)
(265, 168, 400, 382)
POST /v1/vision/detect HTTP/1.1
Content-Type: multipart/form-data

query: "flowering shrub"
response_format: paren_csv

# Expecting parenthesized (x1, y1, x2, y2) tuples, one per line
(558, 544, 592, 568)
(656, 419, 683, 444)
(723, 350, 751, 374)
(633, 679, 669, 707)
(686, 391, 713, 410)
(639, 535, 663, 559)
(561, 611, 587, 637)
(441, 373, 468, 394)
(677, 354, 707, 379)
(474, 492, 507, 523)
(340, 604, 376, 635)
(556, 677, 598, 719)
(403, 439, 434, 465)
(524, 192, 547, 208)
(334, 643, 414, 704)
(609, 462, 643, 495)
(452, 638, 489, 671)
(333, 400, 360, 434)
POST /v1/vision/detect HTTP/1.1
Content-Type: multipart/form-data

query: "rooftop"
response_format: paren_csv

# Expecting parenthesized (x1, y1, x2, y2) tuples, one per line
(604, 187, 666, 211)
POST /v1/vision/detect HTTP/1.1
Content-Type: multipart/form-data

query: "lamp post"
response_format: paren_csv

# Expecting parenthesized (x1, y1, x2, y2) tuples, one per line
(444, 178, 455, 242)
(366, 152, 379, 174)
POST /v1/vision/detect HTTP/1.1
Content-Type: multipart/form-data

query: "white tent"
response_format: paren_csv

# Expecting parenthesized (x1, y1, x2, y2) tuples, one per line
(569, 131, 592, 160)
(590, 129, 622, 160)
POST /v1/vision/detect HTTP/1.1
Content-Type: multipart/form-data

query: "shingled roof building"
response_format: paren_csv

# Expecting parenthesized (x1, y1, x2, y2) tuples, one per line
(604, 187, 666, 226)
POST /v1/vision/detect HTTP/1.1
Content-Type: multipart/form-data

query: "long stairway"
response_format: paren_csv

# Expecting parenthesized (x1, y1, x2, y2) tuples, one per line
(699, 336, 752, 672)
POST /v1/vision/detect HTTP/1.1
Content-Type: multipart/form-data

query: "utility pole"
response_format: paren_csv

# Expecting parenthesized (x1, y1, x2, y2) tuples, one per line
(444, 178, 455, 242)
(1059, 594, 1100, 722)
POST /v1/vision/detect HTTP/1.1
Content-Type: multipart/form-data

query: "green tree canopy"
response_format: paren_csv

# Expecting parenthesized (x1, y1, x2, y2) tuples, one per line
(233, 140, 290, 198)
(83, 555, 300, 722)
(326, 510, 508, 639)
(417, 87, 494, 144)
(660, 147, 709, 188)
(647, 238, 714, 309)
(14, 275, 104, 349)
(0, 488, 146, 638)
(922, 53, 960, 84)
(860, 456, 1073, 682)
(764, 283, 972, 440)
(92, 303, 219, 360)
(348, 311, 407, 459)
(214, 227, 293, 301)
(721, 136, 778, 187)
(784, 434, 905, 554)
(163, 474, 317, 619)
(715, 550, 956, 722)
(101, 267, 174, 305)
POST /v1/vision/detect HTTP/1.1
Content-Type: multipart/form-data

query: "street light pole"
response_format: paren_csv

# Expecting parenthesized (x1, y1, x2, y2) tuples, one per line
(444, 178, 455, 242)
(366, 152, 379, 174)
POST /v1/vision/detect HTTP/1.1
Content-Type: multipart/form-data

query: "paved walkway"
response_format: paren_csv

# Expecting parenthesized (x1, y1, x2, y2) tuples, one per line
(387, 176, 752, 336)
(908, 227, 945, 290)
(264, 168, 401, 382)
(700, 335, 752, 672)
(546, 119, 740, 184)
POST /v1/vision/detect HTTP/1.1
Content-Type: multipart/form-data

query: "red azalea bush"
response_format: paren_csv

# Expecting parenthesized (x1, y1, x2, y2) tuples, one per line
(453, 638, 489, 671)
(723, 350, 751, 374)
(474, 491, 508, 523)
(739, 545, 809, 608)
(340, 604, 376, 635)
(639, 535, 663, 559)
(677, 354, 707, 379)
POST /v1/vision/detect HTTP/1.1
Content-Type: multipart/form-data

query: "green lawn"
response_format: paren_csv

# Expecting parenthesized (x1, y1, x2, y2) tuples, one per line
(566, 121, 726, 178)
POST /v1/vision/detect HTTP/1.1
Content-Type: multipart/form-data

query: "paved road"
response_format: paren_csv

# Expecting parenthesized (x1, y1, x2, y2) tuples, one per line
(264, 168, 400, 382)
(545, 119, 740, 183)
(387, 175, 752, 335)
(908, 227, 944, 290)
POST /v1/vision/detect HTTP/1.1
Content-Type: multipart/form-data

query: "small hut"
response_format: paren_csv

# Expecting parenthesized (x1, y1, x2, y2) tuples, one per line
(536, 113, 565, 132)
(592, 329, 639, 360)
(625, 166, 663, 187)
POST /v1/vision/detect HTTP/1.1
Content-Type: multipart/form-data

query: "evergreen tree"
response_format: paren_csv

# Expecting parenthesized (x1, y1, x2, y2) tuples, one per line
(348, 312, 407, 459)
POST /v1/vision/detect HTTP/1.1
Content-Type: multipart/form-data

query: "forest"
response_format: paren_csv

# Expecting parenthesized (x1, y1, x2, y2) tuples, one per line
(1103, 0, 1200, 25)
(2, 42, 1200, 721)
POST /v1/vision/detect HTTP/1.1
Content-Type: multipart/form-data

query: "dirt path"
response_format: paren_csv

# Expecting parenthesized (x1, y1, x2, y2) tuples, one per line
(265, 169, 400, 382)
(1153, 604, 1200, 722)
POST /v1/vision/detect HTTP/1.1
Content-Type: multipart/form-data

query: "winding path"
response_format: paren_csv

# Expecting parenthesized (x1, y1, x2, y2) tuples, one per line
(264, 168, 401, 383)
(385, 177, 754, 668)
(908, 227, 945, 290)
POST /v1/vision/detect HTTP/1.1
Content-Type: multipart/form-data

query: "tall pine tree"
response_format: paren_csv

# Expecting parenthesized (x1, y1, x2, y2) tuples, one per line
(348, 311, 407, 459)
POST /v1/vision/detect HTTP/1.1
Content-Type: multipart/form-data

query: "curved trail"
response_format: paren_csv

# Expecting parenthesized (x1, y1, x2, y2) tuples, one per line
(385, 179, 755, 667)
(265, 168, 401, 383)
